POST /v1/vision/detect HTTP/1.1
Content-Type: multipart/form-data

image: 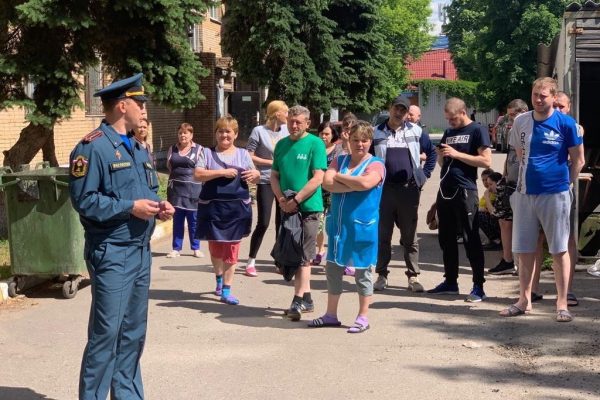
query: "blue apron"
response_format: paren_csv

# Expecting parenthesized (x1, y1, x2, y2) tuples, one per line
(195, 147, 252, 241)
(326, 155, 384, 268)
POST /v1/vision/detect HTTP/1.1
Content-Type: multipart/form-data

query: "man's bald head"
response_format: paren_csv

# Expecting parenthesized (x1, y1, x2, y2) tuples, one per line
(407, 105, 422, 124)
(555, 91, 571, 115)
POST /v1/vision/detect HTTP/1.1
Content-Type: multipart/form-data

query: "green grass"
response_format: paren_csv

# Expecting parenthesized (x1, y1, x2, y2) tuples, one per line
(0, 239, 11, 280)
(157, 172, 168, 201)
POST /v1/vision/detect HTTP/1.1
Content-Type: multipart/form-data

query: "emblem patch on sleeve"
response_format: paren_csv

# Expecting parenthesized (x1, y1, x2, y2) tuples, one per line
(71, 155, 89, 177)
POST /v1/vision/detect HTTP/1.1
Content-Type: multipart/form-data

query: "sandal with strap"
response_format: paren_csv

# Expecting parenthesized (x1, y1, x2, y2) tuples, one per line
(347, 319, 370, 334)
(308, 315, 341, 328)
(556, 309, 573, 322)
(567, 293, 579, 307)
(499, 304, 528, 317)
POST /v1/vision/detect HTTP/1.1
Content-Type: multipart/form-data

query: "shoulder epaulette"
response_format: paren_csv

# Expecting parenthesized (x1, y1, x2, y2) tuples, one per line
(82, 130, 103, 143)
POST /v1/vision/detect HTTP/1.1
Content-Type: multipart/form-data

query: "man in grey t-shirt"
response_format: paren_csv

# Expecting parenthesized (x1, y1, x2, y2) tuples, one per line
(488, 99, 528, 275)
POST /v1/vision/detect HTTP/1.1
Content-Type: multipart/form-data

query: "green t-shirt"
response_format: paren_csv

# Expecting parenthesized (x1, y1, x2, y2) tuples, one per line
(272, 132, 327, 212)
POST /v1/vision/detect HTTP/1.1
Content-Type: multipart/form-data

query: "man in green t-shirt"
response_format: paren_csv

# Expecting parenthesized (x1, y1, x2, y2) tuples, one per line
(271, 105, 327, 321)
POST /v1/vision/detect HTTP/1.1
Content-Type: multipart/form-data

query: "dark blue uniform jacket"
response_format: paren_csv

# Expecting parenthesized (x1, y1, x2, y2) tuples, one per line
(69, 120, 160, 246)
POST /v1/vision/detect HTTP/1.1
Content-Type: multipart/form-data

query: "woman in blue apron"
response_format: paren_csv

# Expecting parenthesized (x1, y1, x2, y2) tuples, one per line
(194, 116, 260, 305)
(166, 123, 204, 258)
(308, 121, 385, 333)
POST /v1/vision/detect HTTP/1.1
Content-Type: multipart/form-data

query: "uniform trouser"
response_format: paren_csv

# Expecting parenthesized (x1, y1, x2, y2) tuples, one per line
(436, 189, 485, 286)
(172, 207, 200, 251)
(80, 243, 151, 400)
(248, 184, 281, 258)
(376, 183, 420, 278)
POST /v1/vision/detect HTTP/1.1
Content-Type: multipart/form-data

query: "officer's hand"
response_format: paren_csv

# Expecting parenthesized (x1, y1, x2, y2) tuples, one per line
(241, 169, 260, 184)
(222, 168, 238, 179)
(131, 199, 160, 220)
(158, 201, 175, 221)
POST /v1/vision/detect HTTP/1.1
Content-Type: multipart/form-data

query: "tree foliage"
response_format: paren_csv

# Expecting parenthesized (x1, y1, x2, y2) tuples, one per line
(444, 0, 569, 109)
(0, 0, 210, 168)
(222, 1, 346, 114)
(375, 0, 433, 109)
(222, 0, 432, 114)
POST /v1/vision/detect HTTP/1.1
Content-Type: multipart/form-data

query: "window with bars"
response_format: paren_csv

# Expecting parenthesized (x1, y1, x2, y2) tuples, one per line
(85, 64, 104, 116)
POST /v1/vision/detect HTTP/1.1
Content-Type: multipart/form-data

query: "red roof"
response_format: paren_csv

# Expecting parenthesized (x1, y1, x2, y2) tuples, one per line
(407, 49, 458, 81)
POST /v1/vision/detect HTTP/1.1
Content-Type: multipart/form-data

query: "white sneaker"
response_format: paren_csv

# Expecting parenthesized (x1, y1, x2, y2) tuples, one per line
(373, 275, 388, 291)
(588, 260, 600, 277)
(166, 250, 180, 258)
(408, 276, 424, 292)
(193, 250, 205, 258)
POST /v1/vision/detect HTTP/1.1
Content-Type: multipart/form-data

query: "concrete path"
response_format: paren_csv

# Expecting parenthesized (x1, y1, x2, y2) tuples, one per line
(1, 152, 599, 400)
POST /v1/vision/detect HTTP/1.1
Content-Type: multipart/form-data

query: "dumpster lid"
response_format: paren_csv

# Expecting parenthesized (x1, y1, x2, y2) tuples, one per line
(0, 167, 70, 179)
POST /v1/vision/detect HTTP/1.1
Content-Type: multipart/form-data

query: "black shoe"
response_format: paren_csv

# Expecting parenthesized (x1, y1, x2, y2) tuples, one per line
(286, 302, 302, 321)
(284, 300, 314, 315)
(300, 300, 314, 313)
(488, 259, 516, 275)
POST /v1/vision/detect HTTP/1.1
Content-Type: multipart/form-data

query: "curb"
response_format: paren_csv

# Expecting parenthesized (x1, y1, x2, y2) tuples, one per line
(0, 281, 7, 303)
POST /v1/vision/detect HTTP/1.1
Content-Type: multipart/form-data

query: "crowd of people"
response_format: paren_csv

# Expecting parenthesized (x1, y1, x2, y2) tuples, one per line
(68, 74, 589, 399)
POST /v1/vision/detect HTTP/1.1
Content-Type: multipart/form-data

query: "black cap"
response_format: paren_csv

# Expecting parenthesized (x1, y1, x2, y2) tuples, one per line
(93, 73, 148, 102)
(391, 95, 410, 110)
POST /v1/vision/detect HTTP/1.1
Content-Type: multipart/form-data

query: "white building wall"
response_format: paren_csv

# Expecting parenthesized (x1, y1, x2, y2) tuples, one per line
(418, 86, 499, 132)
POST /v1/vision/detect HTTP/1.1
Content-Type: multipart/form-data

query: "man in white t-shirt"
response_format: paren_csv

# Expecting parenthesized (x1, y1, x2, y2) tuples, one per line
(501, 78, 584, 322)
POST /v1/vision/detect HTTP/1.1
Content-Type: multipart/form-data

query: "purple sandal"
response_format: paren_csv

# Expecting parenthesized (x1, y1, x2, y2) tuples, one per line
(347, 317, 370, 333)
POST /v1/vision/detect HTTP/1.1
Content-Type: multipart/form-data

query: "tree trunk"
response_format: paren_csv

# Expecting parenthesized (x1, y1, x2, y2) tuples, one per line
(41, 128, 59, 167)
(2, 123, 57, 169)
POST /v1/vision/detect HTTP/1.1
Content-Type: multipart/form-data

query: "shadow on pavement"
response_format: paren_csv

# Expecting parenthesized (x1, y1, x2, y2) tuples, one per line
(396, 302, 600, 395)
(150, 289, 308, 330)
(0, 387, 58, 400)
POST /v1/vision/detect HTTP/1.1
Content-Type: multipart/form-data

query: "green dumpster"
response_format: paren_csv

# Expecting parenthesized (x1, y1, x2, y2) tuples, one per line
(0, 164, 86, 299)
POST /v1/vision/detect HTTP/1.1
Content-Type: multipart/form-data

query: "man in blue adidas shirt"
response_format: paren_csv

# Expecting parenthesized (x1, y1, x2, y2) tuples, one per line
(501, 77, 584, 322)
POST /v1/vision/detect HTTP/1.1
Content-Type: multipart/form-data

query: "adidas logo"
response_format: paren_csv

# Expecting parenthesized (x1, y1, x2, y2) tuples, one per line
(544, 130, 560, 140)
(542, 130, 560, 145)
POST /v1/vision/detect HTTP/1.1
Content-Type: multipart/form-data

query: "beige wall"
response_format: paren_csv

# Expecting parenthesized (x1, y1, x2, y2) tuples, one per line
(0, 97, 104, 167)
(202, 7, 223, 57)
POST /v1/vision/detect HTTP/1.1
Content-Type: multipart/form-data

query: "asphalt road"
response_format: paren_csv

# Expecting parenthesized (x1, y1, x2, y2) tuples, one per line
(1, 152, 599, 400)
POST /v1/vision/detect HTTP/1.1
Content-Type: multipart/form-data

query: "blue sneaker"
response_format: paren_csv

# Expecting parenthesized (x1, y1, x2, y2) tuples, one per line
(465, 285, 487, 302)
(427, 280, 459, 294)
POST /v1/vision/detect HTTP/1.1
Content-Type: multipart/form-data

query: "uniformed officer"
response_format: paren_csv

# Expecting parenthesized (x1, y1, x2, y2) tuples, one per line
(69, 73, 174, 400)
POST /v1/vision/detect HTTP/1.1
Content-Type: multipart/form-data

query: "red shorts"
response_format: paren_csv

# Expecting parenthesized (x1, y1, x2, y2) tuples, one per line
(208, 241, 241, 264)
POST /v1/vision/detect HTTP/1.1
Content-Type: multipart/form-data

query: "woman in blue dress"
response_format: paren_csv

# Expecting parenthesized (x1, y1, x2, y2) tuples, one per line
(309, 121, 385, 333)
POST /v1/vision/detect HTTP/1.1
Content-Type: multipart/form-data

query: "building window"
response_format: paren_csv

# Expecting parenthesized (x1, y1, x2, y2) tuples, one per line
(188, 24, 201, 53)
(24, 79, 35, 99)
(85, 63, 104, 116)
(209, 3, 221, 22)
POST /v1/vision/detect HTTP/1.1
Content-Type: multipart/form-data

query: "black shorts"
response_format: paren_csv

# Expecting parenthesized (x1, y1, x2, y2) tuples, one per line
(493, 178, 516, 221)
